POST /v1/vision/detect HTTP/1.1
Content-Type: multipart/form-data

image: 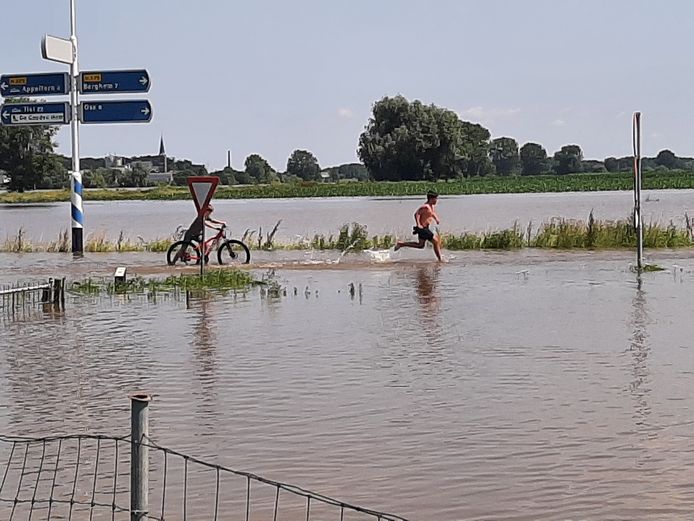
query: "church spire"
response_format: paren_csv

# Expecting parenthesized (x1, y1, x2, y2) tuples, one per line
(159, 135, 168, 173)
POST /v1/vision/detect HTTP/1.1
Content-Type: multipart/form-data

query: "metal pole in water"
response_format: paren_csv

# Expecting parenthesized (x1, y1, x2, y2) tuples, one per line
(130, 393, 151, 521)
(632, 112, 643, 270)
(200, 223, 205, 279)
(69, 0, 84, 255)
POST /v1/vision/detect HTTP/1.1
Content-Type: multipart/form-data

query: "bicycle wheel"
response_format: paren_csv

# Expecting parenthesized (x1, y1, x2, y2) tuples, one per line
(167, 240, 201, 265)
(217, 239, 251, 265)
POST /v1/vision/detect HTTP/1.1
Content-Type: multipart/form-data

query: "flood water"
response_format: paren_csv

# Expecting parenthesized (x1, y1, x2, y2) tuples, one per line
(2, 189, 694, 243)
(2, 248, 694, 520)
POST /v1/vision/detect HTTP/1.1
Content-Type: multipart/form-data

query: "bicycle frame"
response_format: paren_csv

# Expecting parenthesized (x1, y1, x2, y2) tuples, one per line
(167, 224, 250, 266)
(199, 227, 226, 257)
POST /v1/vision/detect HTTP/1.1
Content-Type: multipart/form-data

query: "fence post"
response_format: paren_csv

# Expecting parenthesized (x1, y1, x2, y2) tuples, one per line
(130, 393, 152, 521)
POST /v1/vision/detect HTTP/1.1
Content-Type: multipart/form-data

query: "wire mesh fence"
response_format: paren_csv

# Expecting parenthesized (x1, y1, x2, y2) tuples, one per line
(0, 433, 410, 521)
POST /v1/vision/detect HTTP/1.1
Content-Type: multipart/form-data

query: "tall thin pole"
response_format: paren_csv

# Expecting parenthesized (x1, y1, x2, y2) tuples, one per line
(632, 112, 643, 270)
(70, 0, 83, 255)
(200, 221, 205, 278)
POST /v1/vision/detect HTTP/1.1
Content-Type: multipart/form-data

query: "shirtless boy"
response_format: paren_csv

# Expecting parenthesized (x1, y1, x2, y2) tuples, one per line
(395, 191, 442, 261)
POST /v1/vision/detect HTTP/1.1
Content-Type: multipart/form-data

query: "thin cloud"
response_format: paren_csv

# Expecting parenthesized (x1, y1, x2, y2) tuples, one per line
(337, 107, 354, 119)
(550, 119, 567, 127)
(458, 106, 520, 124)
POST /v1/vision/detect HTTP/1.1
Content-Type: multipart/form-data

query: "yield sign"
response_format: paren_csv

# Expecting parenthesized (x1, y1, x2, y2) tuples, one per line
(187, 176, 220, 216)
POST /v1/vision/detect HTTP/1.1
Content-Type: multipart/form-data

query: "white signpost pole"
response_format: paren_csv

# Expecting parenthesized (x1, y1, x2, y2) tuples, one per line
(69, 0, 83, 255)
(38, 1, 151, 257)
(632, 112, 643, 271)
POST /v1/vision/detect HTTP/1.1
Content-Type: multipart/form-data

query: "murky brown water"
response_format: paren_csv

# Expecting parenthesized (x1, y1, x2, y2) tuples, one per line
(2, 249, 694, 519)
(2, 189, 694, 243)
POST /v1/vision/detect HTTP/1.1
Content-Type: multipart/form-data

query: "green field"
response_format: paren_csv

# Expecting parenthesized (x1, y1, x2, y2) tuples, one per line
(2, 170, 694, 203)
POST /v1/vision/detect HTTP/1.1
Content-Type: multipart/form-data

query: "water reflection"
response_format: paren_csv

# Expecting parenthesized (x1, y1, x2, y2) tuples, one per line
(4, 258, 694, 519)
(414, 265, 443, 346)
(190, 295, 219, 426)
(629, 275, 652, 430)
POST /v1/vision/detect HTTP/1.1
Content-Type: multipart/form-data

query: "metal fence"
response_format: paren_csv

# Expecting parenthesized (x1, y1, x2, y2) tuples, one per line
(0, 394, 410, 521)
(0, 279, 65, 313)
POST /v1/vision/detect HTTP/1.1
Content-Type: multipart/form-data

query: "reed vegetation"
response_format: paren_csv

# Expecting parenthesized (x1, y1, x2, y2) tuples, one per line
(3, 213, 693, 253)
(2, 227, 31, 252)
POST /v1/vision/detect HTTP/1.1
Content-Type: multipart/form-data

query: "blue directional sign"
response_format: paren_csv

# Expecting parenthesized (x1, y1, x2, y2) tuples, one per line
(0, 102, 70, 126)
(79, 69, 150, 94)
(0, 72, 70, 97)
(80, 100, 152, 124)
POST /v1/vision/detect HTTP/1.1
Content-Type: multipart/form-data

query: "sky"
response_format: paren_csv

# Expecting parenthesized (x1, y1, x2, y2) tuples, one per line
(2, 0, 693, 171)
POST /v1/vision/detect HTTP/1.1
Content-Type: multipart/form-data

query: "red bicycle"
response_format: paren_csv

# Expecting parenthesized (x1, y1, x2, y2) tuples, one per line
(166, 225, 250, 265)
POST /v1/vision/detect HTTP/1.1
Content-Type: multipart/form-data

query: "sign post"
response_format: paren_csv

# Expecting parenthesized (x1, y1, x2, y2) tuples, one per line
(0, 0, 153, 256)
(0, 102, 70, 126)
(0, 72, 70, 97)
(79, 69, 150, 94)
(632, 112, 643, 271)
(68, 0, 83, 254)
(80, 100, 152, 124)
(186, 176, 220, 278)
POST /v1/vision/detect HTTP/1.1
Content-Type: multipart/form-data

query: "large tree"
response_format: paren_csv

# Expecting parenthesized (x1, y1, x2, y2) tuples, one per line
(244, 154, 277, 184)
(459, 121, 493, 177)
(489, 137, 520, 176)
(357, 95, 491, 181)
(0, 123, 64, 192)
(655, 149, 681, 169)
(337, 163, 369, 181)
(553, 145, 583, 175)
(286, 149, 321, 181)
(519, 142, 548, 175)
(604, 157, 619, 172)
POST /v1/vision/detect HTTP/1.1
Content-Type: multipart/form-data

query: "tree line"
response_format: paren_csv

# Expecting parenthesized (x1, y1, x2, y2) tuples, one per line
(357, 96, 694, 180)
(1, 94, 694, 191)
(200, 152, 368, 187)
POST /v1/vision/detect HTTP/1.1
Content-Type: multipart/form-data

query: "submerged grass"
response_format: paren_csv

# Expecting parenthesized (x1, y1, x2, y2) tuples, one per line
(71, 269, 257, 296)
(641, 264, 666, 272)
(3, 213, 694, 253)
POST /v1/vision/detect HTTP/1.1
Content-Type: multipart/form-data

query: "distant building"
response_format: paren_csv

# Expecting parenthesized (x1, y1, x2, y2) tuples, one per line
(130, 160, 154, 172)
(147, 171, 173, 183)
(99, 137, 174, 184)
(128, 159, 172, 184)
(105, 155, 126, 170)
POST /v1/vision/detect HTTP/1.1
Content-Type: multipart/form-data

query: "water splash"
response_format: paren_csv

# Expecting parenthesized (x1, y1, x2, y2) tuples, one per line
(365, 249, 392, 263)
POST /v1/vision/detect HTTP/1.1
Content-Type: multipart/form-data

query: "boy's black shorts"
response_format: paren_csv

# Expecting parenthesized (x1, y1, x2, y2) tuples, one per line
(413, 226, 434, 241)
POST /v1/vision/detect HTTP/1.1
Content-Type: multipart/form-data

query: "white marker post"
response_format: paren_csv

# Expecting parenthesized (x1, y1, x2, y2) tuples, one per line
(69, 0, 83, 255)
(39, 1, 152, 256)
(632, 112, 643, 271)
(42, 2, 82, 255)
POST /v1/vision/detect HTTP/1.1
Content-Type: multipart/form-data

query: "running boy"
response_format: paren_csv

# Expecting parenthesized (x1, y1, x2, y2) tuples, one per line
(395, 191, 442, 261)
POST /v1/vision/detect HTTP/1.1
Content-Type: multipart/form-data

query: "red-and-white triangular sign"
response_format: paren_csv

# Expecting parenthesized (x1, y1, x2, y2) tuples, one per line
(187, 176, 220, 216)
